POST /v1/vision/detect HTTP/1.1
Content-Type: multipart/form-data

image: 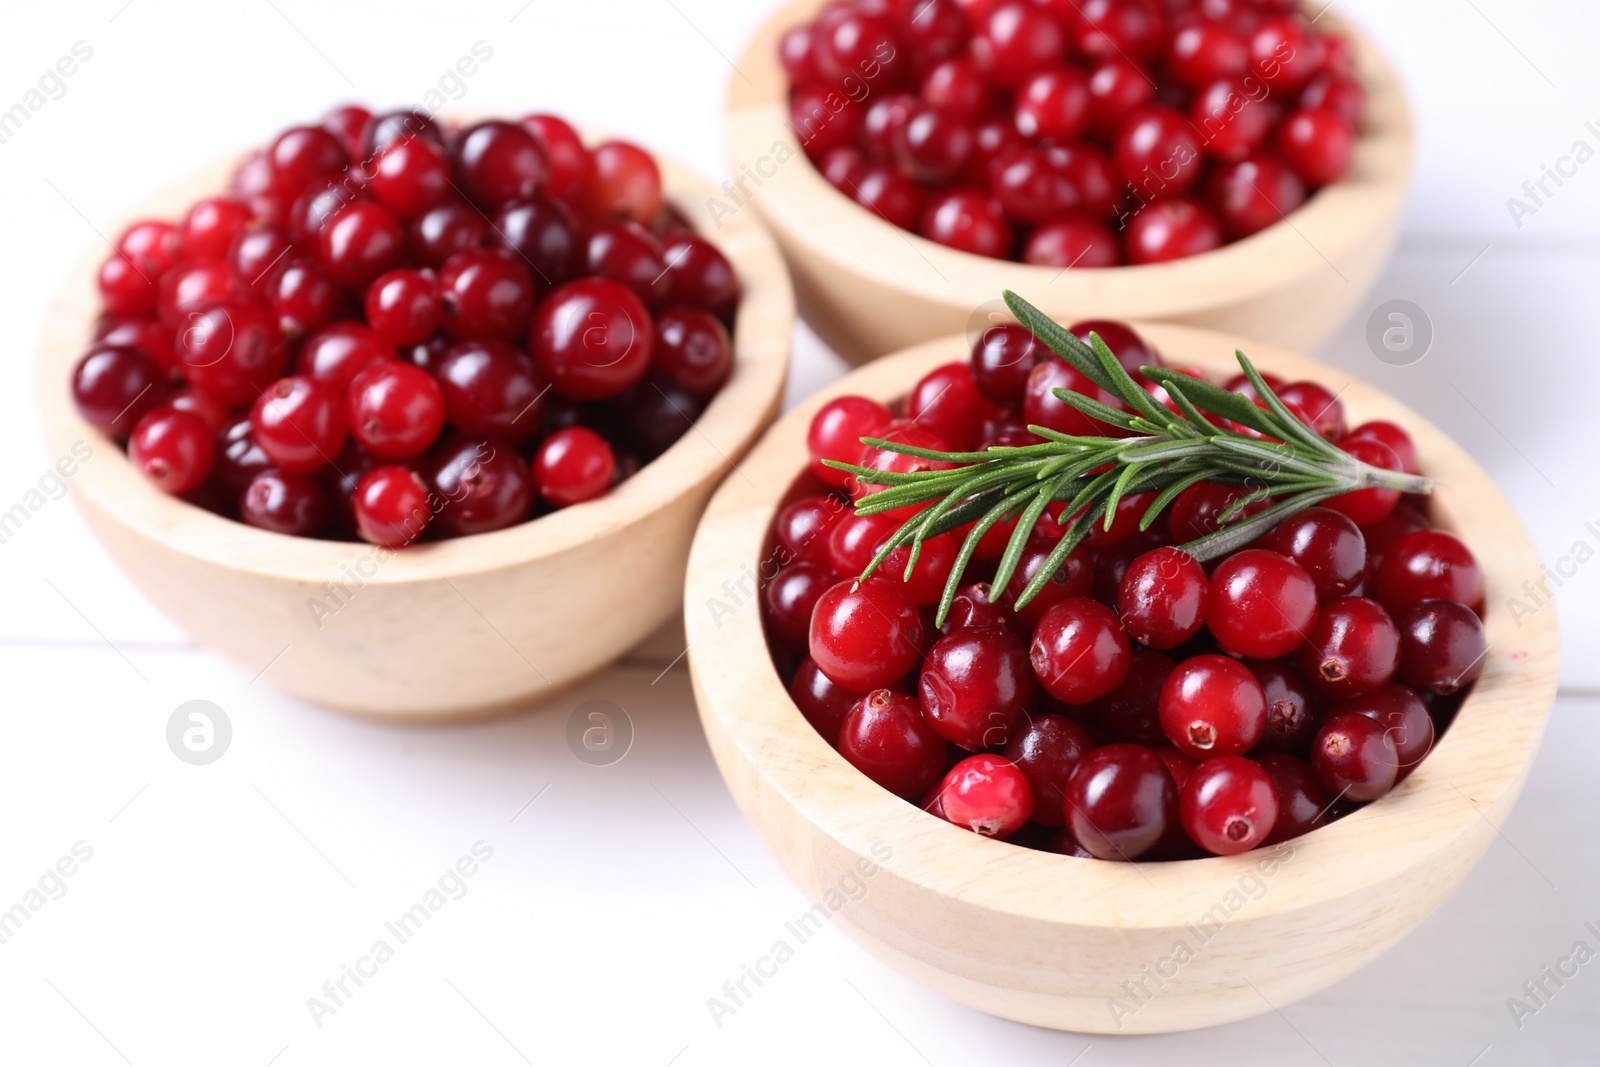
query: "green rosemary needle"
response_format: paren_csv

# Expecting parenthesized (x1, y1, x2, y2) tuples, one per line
(823, 290, 1432, 627)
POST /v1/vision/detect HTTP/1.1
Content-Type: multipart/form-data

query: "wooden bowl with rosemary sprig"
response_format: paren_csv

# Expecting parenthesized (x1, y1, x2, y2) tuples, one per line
(684, 297, 1557, 1033)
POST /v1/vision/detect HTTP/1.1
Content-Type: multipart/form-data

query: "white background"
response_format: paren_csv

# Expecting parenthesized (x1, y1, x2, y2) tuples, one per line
(1, 1, 1597, 1065)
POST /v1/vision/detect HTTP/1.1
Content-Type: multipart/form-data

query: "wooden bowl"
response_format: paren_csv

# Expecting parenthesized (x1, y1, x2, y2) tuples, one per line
(38, 148, 794, 722)
(685, 325, 1557, 1033)
(726, 2, 1413, 364)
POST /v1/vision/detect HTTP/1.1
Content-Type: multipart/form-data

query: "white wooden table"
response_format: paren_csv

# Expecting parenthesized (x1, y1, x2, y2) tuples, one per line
(0, 2, 1594, 1064)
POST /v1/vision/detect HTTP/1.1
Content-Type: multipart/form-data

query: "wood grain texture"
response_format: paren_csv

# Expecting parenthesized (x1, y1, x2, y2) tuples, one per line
(36, 146, 795, 722)
(684, 325, 1558, 1033)
(725, 0, 1413, 364)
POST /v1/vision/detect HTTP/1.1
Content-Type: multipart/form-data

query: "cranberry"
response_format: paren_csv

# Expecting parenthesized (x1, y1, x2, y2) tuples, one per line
(435, 249, 536, 341)
(922, 58, 990, 120)
(129, 407, 215, 495)
(1258, 752, 1329, 843)
(1023, 214, 1122, 268)
(764, 562, 837, 651)
(435, 340, 545, 441)
(779, 24, 820, 84)
(1296, 596, 1399, 698)
(1014, 67, 1091, 142)
(321, 104, 371, 161)
(158, 259, 247, 328)
(1069, 319, 1159, 375)
(215, 417, 273, 494)
(266, 259, 341, 338)
(1168, 19, 1247, 87)
(791, 84, 862, 160)
(364, 110, 443, 157)
(166, 388, 230, 433)
(535, 427, 617, 510)
(530, 278, 654, 401)
(1160, 653, 1266, 758)
(71, 345, 166, 437)
(94, 316, 173, 368)
(919, 188, 1011, 257)
(829, 515, 956, 603)
(938, 754, 1033, 837)
(893, 105, 974, 185)
(660, 233, 741, 320)
(813, 10, 906, 87)
(1361, 504, 1431, 568)
(368, 134, 452, 218)
(853, 422, 957, 520)
(1115, 106, 1204, 195)
(318, 200, 405, 288)
(838, 689, 952, 798)
(1003, 714, 1091, 828)
(1030, 598, 1131, 705)
(495, 196, 580, 285)
(1375, 530, 1483, 614)
(1166, 481, 1256, 544)
(117, 220, 181, 278)
(428, 439, 535, 537)
(1311, 711, 1397, 801)
(1246, 658, 1319, 754)
(1001, 539, 1094, 624)
(520, 114, 591, 201)
(1301, 72, 1366, 129)
(1249, 14, 1325, 92)
(1265, 507, 1365, 602)
(969, 323, 1039, 406)
(1072, 0, 1165, 62)
(972, 4, 1064, 88)
(1278, 107, 1354, 186)
(250, 376, 346, 474)
(364, 269, 440, 347)
(919, 626, 1035, 750)
(900, 0, 967, 69)
(1023, 359, 1128, 438)
(1181, 755, 1276, 855)
(605, 375, 704, 460)
(298, 322, 394, 390)
(230, 225, 296, 291)
(990, 148, 1078, 224)
(1395, 599, 1486, 696)
(411, 201, 491, 266)
(810, 578, 925, 691)
(176, 301, 288, 407)
(1092, 648, 1173, 746)
(1190, 78, 1274, 161)
(1087, 58, 1157, 137)
(1336, 682, 1434, 774)
(579, 141, 663, 223)
(268, 126, 348, 201)
(942, 582, 1012, 634)
(789, 657, 858, 744)
(585, 222, 674, 310)
(346, 360, 446, 459)
(1205, 154, 1306, 238)
(905, 362, 996, 450)
(1124, 197, 1224, 263)
(861, 93, 919, 163)
(451, 121, 548, 209)
(241, 470, 329, 537)
(774, 495, 846, 565)
(653, 306, 733, 398)
(352, 465, 432, 547)
(1118, 547, 1209, 648)
(1062, 743, 1177, 861)
(178, 197, 252, 262)
(1207, 549, 1318, 658)
(288, 179, 366, 248)
(1345, 421, 1420, 476)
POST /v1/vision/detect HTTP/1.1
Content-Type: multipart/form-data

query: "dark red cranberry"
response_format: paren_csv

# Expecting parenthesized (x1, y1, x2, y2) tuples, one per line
(176, 301, 288, 407)
(1278, 107, 1354, 186)
(1395, 599, 1486, 696)
(93, 316, 173, 368)
(410, 201, 491, 266)
(773, 494, 845, 565)
(519, 114, 590, 201)
(1030, 598, 1132, 705)
(1206, 154, 1306, 238)
(942, 583, 1012, 634)
(346, 361, 446, 459)
(654, 306, 733, 398)
(969, 323, 1039, 406)
(495, 195, 580, 285)
(919, 626, 1036, 750)
(368, 134, 452, 218)
(971, 3, 1065, 89)
(1249, 14, 1326, 92)
(838, 689, 953, 798)
(854, 166, 924, 230)
(778, 24, 819, 84)
(428, 438, 535, 536)
(893, 105, 974, 185)
(905, 362, 996, 451)
(1062, 743, 1177, 861)
(435, 339, 544, 441)
(437, 249, 536, 341)
(660, 233, 741, 321)
(809, 578, 925, 691)
(215, 417, 273, 494)
(1087, 57, 1157, 137)
(1001, 539, 1095, 625)
(1023, 358, 1129, 438)
(1023, 214, 1122, 268)
(364, 269, 441, 347)
(812, 9, 907, 87)
(530, 278, 654, 401)
(321, 104, 371, 162)
(71, 345, 166, 437)
(166, 388, 229, 433)
(265, 258, 341, 339)
(790, 84, 862, 160)
(250, 375, 346, 473)
(1311, 711, 1397, 801)
(1072, 0, 1164, 62)
(1160, 653, 1267, 758)
(1258, 752, 1329, 843)
(1301, 72, 1366, 129)
(230, 225, 296, 292)
(1190, 78, 1274, 161)
(1168, 19, 1247, 87)
(268, 126, 348, 201)
(585, 222, 672, 310)
(353, 465, 432, 547)
(451, 121, 548, 209)
(1003, 714, 1092, 828)
(1114, 106, 1205, 195)
(318, 200, 405, 288)
(241, 470, 329, 536)
(1245, 658, 1319, 754)
(129, 407, 215, 495)
(919, 188, 1011, 258)
(1118, 546, 1209, 649)
(1092, 648, 1173, 746)
(157, 259, 248, 328)
(364, 110, 443, 157)
(1266, 507, 1365, 602)
(605, 375, 704, 460)
(1336, 683, 1434, 774)
(1166, 481, 1260, 544)
(764, 562, 836, 650)
(789, 657, 858, 745)
(297, 322, 394, 390)
(922, 57, 990, 120)
(1374, 530, 1483, 614)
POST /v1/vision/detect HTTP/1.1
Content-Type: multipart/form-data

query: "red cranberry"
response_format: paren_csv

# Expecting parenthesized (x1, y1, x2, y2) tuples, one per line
(1114, 106, 1204, 196)
(250, 375, 346, 473)
(1023, 214, 1122, 268)
(779, 24, 820, 84)
(1345, 420, 1420, 476)
(1258, 752, 1329, 843)
(1167, 481, 1259, 544)
(1360, 504, 1431, 568)
(321, 104, 371, 161)
(764, 562, 836, 650)
(1207, 549, 1318, 658)
(368, 135, 452, 218)
(919, 188, 1011, 257)
(1395, 599, 1486, 696)
(1325, 437, 1402, 527)
(215, 417, 273, 494)
(241, 470, 329, 537)
(1336, 683, 1434, 774)
(813, 9, 907, 87)
(534, 427, 617, 509)
(157, 259, 247, 328)
(1301, 72, 1366, 129)
(809, 397, 893, 488)
(1124, 197, 1224, 263)
(942, 582, 1012, 634)
(166, 388, 229, 433)
(318, 201, 405, 288)
(922, 57, 990, 120)
(774, 494, 846, 565)
(1246, 658, 1319, 754)
(1118, 547, 1209, 649)
(1249, 14, 1325, 92)
(969, 323, 1039, 406)
(989, 148, 1077, 224)
(346, 360, 446, 459)
(893, 105, 974, 185)
(1190, 78, 1274, 161)
(1311, 711, 1398, 801)
(586, 222, 674, 310)
(1014, 67, 1091, 142)
(495, 196, 580, 285)
(437, 249, 536, 341)
(268, 126, 348, 201)
(1001, 539, 1094, 625)
(1023, 358, 1129, 438)
(71, 345, 166, 437)
(176, 301, 288, 407)
(1159, 653, 1267, 758)
(1003, 714, 1091, 828)
(1181, 755, 1277, 855)
(852, 423, 957, 520)
(654, 306, 733, 398)
(352, 465, 432, 547)
(530, 278, 654, 401)
(791, 84, 862, 160)
(129, 407, 215, 495)
(451, 121, 548, 209)
(1168, 20, 1247, 87)
(520, 114, 591, 201)
(660, 233, 741, 320)
(428, 439, 535, 537)
(899, 0, 967, 69)
(919, 626, 1035, 750)
(1062, 743, 1177, 861)
(972, 4, 1065, 89)
(906, 362, 996, 451)
(364, 269, 440, 347)
(790, 657, 857, 745)
(1205, 154, 1306, 238)
(829, 515, 956, 603)
(579, 141, 663, 223)
(364, 110, 443, 157)
(809, 578, 925, 691)
(116, 220, 181, 278)
(1072, 0, 1165, 62)
(266, 259, 341, 338)
(178, 197, 252, 262)
(1030, 598, 1131, 705)
(1092, 648, 1173, 746)
(1374, 531, 1483, 614)
(94, 316, 173, 368)
(1266, 506, 1365, 601)
(1278, 107, 1355, 186)
(298, 322, 394, 391)
(938, 754, 1033, 837)
(838, 689, 953, 798)
(436, 340, 544, 441)
(411, 201, 491, 266)
(1296, 596, 1400, 698)
(1087, 58, 1157, 137)
(230, 225, 296, 292)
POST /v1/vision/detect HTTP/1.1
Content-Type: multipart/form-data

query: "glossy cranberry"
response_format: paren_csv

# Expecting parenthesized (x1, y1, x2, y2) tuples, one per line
(919, 188, 1011, 258)
(346, 361, 446, 459)
(852, 422, 957, 519)
(1207, 549, 1318, 658)
(265, 259, 340, 339)
(1336, 682, 1434, 774)
(1296, 596, 1399, 698)
(938, 755, 1033, 837)
(1189, 77, 1274, 161)
(530, 278, 654, 401)
(1245, 658, 1319, 754)
(905, 362, 995, 451)
(1023, 214, 1122, 268)
(968, 323, 1039, 406)
(1257, 753, 1328, 843)
(157, 259, 247, 328)
(364, 110, 443, 157)
(778, 24, 819, 83)
(451, 121, 548, 209)
(1249, 14, 1325, 91)
(250, 375, 346, 473)
(1091, 648, 1171, 745)
(899, 0, 967, 68)
(495, 196, 580, 285)
(585, 223, 673, 310)
(763, 562, 836, 650)
(1360, 503, 1431, 567)
(921, 57, 989, 121)
(1030, 598, 1132, 705)
(318, 201, 405, 288)
(428, 439, 535, 537)
(813, 9, 906, 86)
(1264, 507, 1364, 603)
(1124, 197, 1223, 263)
(535, 427, 616, 510)
(790, 84, 862, 160)
(321, 104, 371, 160)
(1085, 57, 1157, 138)
(178, 197, 253, 262)
(411, 201, 491, 266)
(1068, 320, 1158, 376)
(116, 220, 182, 277)
(1311, 711, 1398, 800)
(1301, 71, 1366, 129)
(1072, 0, 1164, 61)
(229, 225, 294, 293)
(297, 322, 393, 390)
(810, 578, 925, 691)
(361, 269, 439, 347)
(1165, 482, 1252, 545)
(268, 126, 349, 201)
(1395, 599, 1486, 696)
(1167, 19, 1247, 87)
(1375, 530, 1483, 614)
(773, 495, 845, 565)
(942, 583, 1012, 634)
(215, 417, 273, 493)
(434, 249, 535, 341)
(809, 399, 893, 489)
(129, 407, 215, 495)
(1278, 107, 1354, 186)
(286, 178, 366, 249)
(175, 301, 288, 407)
(1322, 439, 1403, 529)
(789, 657, 856, 744)
(1002, 540, 1095, 624)
(1062, 743, 1177, 861)
(165, 388, 229, 433)
(650, 305, 732, 399)
(352, 465, 432, 547)
(579, 141, 663, 223)
(71, 345, 166, 437)
(987, 148, 1074, 224)
(660, 233, 741, 320)
(830, 516, 957, 604)
(1002, 715, 1091, 827)
(893, 105, 973, 185)
(1159, 653, 1266, 758)
(367, 134, 451, 218)
(918, 626, 1036, 750)
(1023, 359, 1127, 439)
(1014, 66, 1091, 142)
(241, 470, 329, 536)
(1205, 154, 1306, 239)
(1114, 106, 1204, 195)
(1345, 421, 1419, 476)
(519, 114, 590, 202)
(968, 117, 1026, 185)
(435, 340, 543, 440)
(1180, 755, 1276, 854)
(838, 689, 952, 797)
(94, 315, 173, 369)
(1118, 547, 1208, 649)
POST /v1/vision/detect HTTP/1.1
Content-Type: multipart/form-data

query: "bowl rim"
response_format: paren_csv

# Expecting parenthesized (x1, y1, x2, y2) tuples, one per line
(685, 324, 1559, 931)
(725, 0, 1414, 314)
(37, 131, 795, 587)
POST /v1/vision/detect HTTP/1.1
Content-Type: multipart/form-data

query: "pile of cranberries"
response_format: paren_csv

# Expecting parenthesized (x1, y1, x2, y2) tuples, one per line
(71, 106, 742, 547)
(764, 320, 1484, 860)
(780, 0, 1363, 265)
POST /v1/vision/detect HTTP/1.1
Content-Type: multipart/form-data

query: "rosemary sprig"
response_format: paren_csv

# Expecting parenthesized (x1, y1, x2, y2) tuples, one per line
(824, 291, 1431, 627)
